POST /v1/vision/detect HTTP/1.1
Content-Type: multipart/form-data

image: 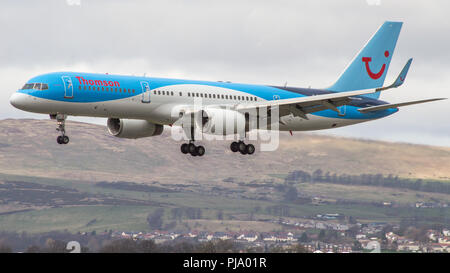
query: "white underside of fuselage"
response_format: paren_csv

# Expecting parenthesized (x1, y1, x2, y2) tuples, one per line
(12, 85, 370, 132)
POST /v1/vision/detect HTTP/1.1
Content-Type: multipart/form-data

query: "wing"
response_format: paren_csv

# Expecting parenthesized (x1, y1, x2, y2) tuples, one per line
(357, 98, 446, 113)
(235, 89, 378, 119)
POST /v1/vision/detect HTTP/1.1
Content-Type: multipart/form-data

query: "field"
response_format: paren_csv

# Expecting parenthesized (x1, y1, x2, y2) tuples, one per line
(0, 119, 449, 234)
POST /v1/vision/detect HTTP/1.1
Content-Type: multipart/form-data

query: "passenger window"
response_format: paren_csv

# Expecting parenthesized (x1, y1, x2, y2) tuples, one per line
(84, 86, 87, 90)
(255, 97, 257, 101)
(171, 91, 174, 96)
(221, 95, 224, 99)
(115, 88, 118, 92)
(89, 86, 91, 91)
(162, 91, 165, 95)
(179, 92, 182, 96)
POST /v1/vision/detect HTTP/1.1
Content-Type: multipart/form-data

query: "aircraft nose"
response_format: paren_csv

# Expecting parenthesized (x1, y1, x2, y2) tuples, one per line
(9, 92, 30, 110)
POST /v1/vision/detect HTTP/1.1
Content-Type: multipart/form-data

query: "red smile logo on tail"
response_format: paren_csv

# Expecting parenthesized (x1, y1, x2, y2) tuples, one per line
(362, 50, 389, 80)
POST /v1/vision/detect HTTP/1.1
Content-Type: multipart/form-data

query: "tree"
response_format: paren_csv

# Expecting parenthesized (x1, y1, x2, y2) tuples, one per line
(284, 186, 298, 202)
(289, 244, 308, 253)
(299, 232, 309, 243)
(318, 230, 326, 241)
(100, 239, 139, 253)
(139, 240, 158, 253)
(312, 169, 323, 182)
(0, 244, 12, 253)
(217, 210, 224, 220)
(352, 240, 362, 251)
(44, 238, 67, 253)
(147, 208, 164, 229)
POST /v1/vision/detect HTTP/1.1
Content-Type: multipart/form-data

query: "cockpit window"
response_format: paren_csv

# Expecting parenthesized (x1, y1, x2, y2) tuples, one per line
(21, 83, 49, 90)
(22, 83, 34, 89)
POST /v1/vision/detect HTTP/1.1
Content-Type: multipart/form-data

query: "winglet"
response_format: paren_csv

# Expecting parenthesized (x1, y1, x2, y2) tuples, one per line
(377, 58, 412, 91)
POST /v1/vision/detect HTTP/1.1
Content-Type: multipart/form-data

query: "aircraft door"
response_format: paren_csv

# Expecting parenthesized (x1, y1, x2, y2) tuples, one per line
(141, 81, 151, 103)
(338, 105, 346, 116)
(62, 76, 73, 98)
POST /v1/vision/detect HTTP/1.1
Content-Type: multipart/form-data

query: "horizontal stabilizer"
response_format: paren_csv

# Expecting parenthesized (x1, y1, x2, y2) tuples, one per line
(377, 58, 412, 91)
(358, 98, 446, 113)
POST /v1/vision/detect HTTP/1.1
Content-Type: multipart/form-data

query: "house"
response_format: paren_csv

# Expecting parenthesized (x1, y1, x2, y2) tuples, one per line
(315, 222, 326, 229)
(438, 237, 450, 245)
(237, 232, 258, 242)
(187, 231, 198, 238)
(427, 230, 438, 242)
(214, 232, 232, 240)
(385, 232, 398, 243)
(397, 244, 420, 252)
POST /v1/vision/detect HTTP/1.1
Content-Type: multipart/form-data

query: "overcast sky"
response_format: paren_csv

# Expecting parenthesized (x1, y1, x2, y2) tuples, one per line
(1, 0, 449, 146)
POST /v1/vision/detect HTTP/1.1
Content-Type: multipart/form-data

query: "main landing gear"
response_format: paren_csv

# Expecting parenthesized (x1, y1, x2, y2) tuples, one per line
(230, 141, 255, 155)
(180, 124, 205, 156)
(53, 114, 69, 145)
(180, 141, 205, 157)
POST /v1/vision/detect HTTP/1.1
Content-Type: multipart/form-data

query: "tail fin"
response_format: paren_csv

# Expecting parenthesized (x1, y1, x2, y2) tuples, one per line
(328, 21, 403, 98)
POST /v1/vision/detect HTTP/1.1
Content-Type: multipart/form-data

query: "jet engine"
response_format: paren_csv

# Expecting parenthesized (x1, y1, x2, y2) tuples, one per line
(107, 118, 163, 139)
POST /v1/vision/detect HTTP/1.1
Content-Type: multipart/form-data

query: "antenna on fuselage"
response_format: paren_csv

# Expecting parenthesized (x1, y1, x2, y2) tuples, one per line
(284, 81, 288, 88)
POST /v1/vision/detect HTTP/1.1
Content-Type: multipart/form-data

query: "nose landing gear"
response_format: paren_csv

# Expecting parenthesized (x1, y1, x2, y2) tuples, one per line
(52, 114, 69, 145)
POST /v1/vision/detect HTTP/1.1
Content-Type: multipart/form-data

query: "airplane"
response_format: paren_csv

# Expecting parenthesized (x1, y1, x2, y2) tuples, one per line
(9, 21, 446, 157)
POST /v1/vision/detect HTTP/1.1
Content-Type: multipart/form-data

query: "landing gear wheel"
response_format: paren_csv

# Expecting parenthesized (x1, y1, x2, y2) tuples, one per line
(246, 144, 255, 155)
(57, 136, 63, 144)
(190, 148, 198, 156)
(196, 146, 205, 156)
(188, 143, 196, 154)
(238, 141, 247, 153)
(230, 142, 239, 152)
(181, 143, 189, 154)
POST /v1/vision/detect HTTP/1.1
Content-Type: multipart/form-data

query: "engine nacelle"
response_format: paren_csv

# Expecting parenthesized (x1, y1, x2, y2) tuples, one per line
(107, 118, 163, 139)
(197, 108, 247, 135)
